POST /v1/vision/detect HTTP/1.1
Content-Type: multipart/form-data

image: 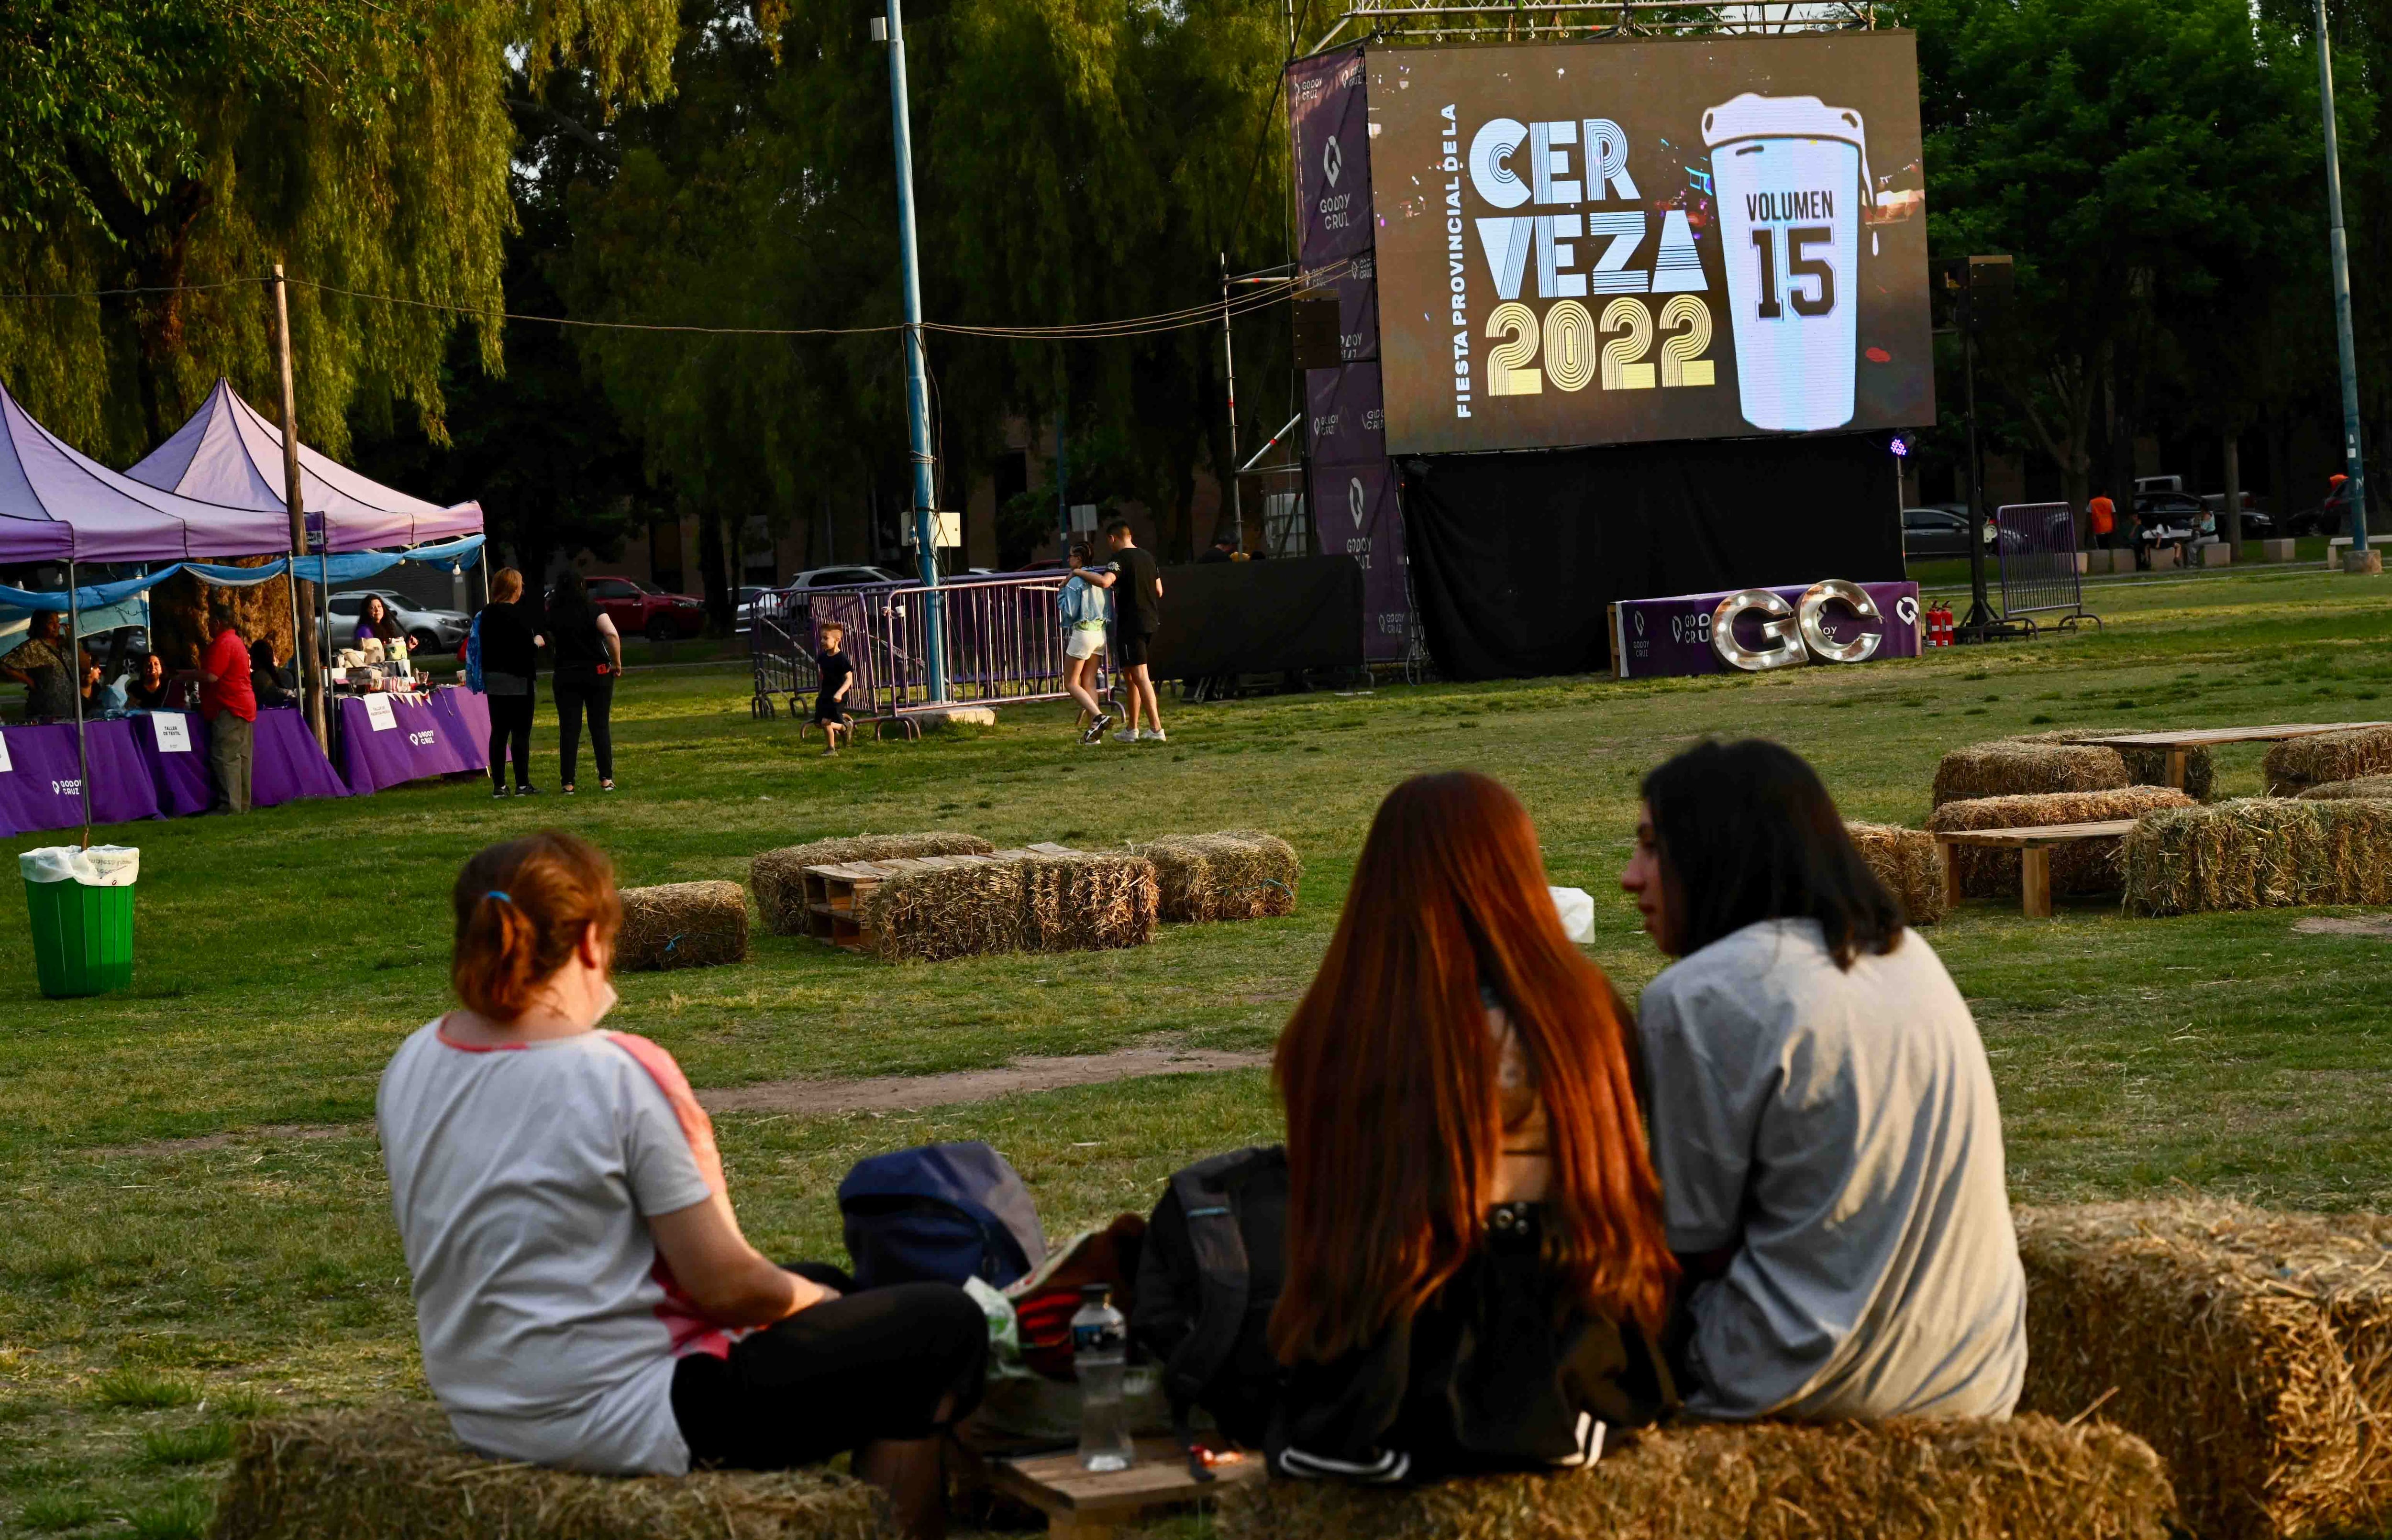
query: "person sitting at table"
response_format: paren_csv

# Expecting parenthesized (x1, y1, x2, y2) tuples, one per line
(250, 638, 298, 710)
(356, 594, 416, 652)
(82, 648, 130, 715)
(2, 612, 79, 723)
(125, 652, 178, 712)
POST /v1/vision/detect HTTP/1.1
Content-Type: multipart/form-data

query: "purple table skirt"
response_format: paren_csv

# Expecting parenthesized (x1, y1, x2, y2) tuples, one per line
(339, 686, 489, 795)
(127, 711, 213, 818)
(0, 719, 162, 836)
(252, 708, 351, 808)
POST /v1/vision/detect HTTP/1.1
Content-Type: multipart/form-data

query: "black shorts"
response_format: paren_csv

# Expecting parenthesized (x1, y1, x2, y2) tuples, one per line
(1116, 629, 1154, 668)
(672, 1265, 987, 1468)
(813, 695, 849, 726)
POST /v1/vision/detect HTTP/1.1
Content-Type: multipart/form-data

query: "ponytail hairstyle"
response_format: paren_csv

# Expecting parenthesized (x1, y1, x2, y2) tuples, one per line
(450, 831, 622, 1022)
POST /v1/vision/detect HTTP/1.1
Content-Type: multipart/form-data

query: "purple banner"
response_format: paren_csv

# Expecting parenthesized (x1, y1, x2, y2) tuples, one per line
(1307, 362, 1388, 467)
(1609, 581, 1922, 679)
(128, 712, 213, 817)
(338, 686, 487, 794)
(1289, 48, 1373, 266)
(1305, 254, 1380, 363)
(253, 708, 351, 807)
(0, 721, 162, 835)
(1304, 459, 1410, 663)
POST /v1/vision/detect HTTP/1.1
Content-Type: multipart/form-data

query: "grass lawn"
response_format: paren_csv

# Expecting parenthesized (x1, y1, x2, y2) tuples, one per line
(4, 565, 2392, 1534)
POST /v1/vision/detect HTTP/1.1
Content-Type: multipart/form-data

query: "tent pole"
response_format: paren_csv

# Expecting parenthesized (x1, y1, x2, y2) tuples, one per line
(272, 262, 327, 753)
(69, 559, 89, 849)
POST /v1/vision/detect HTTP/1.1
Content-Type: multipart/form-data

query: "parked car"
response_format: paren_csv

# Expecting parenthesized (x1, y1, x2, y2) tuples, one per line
(786, 564, 906, 590)
(732, 584, 768, 634)
(321, 588, 469, 654)
(1902, 506, 1972, 559)
(2196, 491, 2276, 537)
(585, 576, 705, 641)
(2134, 474, 2184, 496)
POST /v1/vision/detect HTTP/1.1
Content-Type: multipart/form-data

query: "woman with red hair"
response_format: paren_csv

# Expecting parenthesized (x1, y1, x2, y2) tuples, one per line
(1268, 771, 1677, 1483)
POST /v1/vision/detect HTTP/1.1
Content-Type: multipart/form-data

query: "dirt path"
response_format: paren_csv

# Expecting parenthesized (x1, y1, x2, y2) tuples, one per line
(698, 1046, 1271, 1118)
(123, 1045, 1270, 1153)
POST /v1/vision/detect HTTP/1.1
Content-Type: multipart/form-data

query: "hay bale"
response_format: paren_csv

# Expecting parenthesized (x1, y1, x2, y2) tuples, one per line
(1218, 1414, 2171, 1540)
(1844, 822, 1945, 927)
(2121, 798, 2392, 915)
(2297, 773, 2392, 801)
(213, 1407, 895, 1540)
(857, 855, 1026, 962)
(1926, 787, 2196, 900)
(617, 881, 749, 971)
(2263, 726, 2392, 795)
(1021, 851, 1159, 952)
(2009, 728, 2217, 801)
(1932, 741, 2131, 808)
(2016, 1201, 2392, 1540)
(1141, 831, 1302, 923)
(749, 832, 994, 935)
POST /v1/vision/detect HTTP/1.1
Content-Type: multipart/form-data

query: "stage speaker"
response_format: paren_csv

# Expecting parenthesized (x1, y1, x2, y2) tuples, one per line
(1291, 293, 1342, 370)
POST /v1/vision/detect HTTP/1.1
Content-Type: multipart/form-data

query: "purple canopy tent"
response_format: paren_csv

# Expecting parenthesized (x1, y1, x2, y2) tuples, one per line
(128, 379, 483, 552)
(0, 383, 301, 838)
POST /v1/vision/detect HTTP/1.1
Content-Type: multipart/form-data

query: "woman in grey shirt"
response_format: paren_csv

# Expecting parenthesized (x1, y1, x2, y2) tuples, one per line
(1619, 739, 2025, 1421)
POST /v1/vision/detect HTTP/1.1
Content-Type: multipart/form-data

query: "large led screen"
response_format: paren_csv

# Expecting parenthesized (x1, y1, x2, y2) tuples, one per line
(1367, 34, 1931, 455)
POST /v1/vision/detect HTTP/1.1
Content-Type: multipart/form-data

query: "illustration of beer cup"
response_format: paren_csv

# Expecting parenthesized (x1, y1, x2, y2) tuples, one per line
(1704, 94, 1869, 432)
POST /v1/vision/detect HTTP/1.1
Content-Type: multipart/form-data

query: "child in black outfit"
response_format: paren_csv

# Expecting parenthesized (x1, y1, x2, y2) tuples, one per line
(815, 622, 854, 756)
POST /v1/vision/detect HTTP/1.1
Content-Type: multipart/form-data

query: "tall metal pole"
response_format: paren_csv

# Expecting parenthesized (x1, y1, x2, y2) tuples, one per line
(272, 264, 328, 747)
(882, 0, 947, 697)
(1220, 252, 1245, 550)
(2316, 0, 2371, 560)
(68, 560, 90, 847)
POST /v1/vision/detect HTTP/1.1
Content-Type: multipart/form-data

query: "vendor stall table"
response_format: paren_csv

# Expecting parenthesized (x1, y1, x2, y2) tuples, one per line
(2056, 722, 2392, 790)
(0, 719, 161, 835)
(338, 685, 488, 795)
(126, 711, 211, 817)
(251, 709, 352, 807)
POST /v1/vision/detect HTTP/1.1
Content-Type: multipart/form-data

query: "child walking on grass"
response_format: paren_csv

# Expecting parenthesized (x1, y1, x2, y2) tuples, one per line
(814, 623, 854, 756)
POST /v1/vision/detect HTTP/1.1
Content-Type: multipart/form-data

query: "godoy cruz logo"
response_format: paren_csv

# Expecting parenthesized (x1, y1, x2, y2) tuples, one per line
(1710, 580, 1883, 671)
(1348, 477, 1368, 528)
(1323, 136, 1343, 187)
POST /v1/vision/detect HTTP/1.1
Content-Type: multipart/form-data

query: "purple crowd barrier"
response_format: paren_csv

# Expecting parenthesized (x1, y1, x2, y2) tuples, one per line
(750, 573, 1112, 737)
(1994, 501, 2099, 630)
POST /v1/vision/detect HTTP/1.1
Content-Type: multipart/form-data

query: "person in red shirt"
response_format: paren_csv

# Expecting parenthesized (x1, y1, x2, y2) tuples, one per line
(2087, 494, 2116, 549)
(195, 598, 258, 814)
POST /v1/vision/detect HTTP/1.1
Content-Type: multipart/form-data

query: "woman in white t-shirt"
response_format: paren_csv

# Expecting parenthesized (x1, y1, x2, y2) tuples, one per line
(378, 831, 984, 1536)
(1618, 739, 2026, 1424)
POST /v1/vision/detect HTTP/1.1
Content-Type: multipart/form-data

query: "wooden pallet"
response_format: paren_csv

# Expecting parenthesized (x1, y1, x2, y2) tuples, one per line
(802, 843, 1081, 951)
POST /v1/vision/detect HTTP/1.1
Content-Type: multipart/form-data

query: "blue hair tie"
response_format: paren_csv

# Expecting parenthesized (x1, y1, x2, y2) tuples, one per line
(485, 890, 512, 904)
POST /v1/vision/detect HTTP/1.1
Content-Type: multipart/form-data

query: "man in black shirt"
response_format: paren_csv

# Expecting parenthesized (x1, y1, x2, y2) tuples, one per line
(1087, 517, 1164, 743)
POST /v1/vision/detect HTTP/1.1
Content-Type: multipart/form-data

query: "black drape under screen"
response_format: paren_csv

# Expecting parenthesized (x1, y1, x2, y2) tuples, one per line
(1401, 436, 1904, 681)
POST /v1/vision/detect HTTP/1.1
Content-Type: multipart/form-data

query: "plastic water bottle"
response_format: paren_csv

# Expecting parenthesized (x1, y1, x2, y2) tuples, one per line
(1072, 1283, 1134, 1472)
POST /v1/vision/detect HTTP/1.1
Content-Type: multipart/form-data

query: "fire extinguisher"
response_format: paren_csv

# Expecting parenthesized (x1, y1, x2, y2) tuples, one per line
(1928, 602, 1952, 647)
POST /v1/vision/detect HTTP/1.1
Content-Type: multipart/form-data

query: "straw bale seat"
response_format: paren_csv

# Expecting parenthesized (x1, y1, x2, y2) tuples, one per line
(1141, 831, 1302, 923)
(2297, 772, 2392, 801)
(749, 832, 993, 935)
(2010, 728, 2218, 801)
(2120, 798, 2392, 914)
(1927, 787, 2195, 899)
(1021, 850, 1159, 952)
(2265, 726, 2392, 795)
(1932, 742, 2131, 808)
(213, 1407, 895, 1540)
(616, 881, 749, 971)
(856, 856, 1029, 962)
(1844, 822, 1944, 926)
(1218, 1415, 2171, 1540)
(2016, 1200, 2392, 1540)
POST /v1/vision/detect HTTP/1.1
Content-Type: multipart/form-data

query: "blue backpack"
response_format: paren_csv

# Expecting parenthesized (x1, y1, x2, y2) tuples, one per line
(839, 1142, 1047, 1290)
(464, 612, 486, 693)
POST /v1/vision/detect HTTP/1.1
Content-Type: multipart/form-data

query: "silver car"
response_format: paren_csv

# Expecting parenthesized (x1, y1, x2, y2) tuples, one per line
(321, 589, 470, 655)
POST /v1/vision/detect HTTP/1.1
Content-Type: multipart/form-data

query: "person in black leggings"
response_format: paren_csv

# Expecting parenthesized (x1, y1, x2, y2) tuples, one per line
(545, 571, 622, 793)
(478, 567, 544, 796)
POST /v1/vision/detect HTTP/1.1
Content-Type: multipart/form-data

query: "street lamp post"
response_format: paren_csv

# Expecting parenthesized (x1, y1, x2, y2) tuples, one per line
(876, 0, 948, 695)
(2315, 0, 2373, 565)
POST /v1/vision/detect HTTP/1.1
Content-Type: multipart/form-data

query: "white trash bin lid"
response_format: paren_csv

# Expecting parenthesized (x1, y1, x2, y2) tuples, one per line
(19, 845, 141, 887)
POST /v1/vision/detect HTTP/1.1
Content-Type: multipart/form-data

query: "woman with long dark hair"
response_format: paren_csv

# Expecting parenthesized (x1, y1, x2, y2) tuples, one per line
(1620, 739, 2025, 1422)
(1270, 771, 1677, 1483)
(546, 571, 622, 794)
(478, 568, 544, 796)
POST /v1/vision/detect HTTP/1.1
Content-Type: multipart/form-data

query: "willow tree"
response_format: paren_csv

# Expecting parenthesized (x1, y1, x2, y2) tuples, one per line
(0, 0, 679, 460)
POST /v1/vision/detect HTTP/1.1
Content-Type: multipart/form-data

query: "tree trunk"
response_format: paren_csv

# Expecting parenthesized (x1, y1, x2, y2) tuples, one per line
(2223, 432, 2244, 558)
(151, 565, 298, 673)
(697, 507, 733, 635)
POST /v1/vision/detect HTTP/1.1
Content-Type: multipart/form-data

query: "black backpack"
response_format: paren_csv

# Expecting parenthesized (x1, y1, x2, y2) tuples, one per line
(1130, 1145, 1289, 1454)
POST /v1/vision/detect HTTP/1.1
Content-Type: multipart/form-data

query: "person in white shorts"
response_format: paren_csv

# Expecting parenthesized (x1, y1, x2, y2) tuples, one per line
(1059, 541, 1113, 744)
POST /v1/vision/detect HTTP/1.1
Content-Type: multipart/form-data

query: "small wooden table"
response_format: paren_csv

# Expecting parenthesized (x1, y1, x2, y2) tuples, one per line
(2056, 723, 2392, 790)
(988, 1439, 1265, 1539)
(1934, 820, 2141, 918)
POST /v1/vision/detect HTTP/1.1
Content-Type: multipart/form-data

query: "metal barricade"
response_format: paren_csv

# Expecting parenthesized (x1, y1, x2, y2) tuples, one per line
(749, 573, 1113, 739)
(1994, 501, 2101, 633)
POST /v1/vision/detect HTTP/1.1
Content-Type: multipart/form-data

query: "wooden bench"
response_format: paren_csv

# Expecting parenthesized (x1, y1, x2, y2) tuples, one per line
(989, 1438, 1264, 1539)
(802, 844, 1082, 950)
(2057, 722, 2392, 790)
(1934, 820, 2141, 917)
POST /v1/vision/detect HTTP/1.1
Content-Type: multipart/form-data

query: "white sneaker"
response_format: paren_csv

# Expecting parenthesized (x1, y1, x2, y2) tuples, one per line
(1139, 728, 1167, 742)
(1112, 729, 1140, 744)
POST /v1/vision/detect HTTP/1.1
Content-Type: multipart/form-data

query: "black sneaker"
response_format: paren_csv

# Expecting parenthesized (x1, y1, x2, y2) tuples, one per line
(1080, 713, 1113, 746)
(515, 784, 539, 796)
(491, 784, 510, 799)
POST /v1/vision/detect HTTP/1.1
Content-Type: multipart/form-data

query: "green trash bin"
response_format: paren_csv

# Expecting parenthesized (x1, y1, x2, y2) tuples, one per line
(22, 845, 139, 998)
